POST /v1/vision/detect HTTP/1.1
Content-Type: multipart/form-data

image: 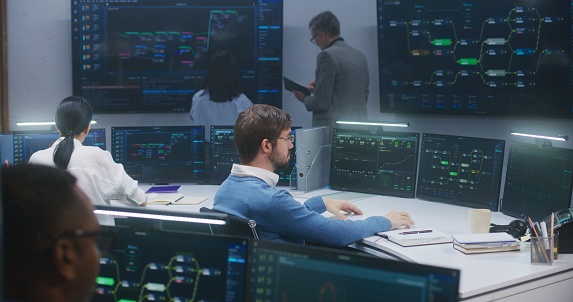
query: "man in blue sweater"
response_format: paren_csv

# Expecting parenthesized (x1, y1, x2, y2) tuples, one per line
(213, 104, 414, 247)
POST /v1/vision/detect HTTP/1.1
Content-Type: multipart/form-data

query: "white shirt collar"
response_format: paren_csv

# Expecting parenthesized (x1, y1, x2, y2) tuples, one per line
(230, 163, 279, 187)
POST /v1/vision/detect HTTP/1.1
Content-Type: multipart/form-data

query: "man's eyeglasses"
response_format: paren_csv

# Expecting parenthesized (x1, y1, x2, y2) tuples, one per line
(58, 229, 101, 239)
(55, 229, 116, 252)
(310, 32, 319, 44)
(274, 134, 295, 143)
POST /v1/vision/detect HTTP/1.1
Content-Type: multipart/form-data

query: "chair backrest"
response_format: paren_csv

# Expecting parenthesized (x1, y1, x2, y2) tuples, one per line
(200, 207, 259, 239)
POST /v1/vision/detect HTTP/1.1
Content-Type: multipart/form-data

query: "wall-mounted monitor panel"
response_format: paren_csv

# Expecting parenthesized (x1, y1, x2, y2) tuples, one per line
(71, 0, 283, 113)
(111, 126, 206, 184)
(501, 141, 573, 220)
(417, 133, 505, 210)
(329, 129, 419, 198)
(377, 0, 573, 117)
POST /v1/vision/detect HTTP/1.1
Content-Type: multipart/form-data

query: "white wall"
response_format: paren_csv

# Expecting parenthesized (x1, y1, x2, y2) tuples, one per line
(6, 0, 573, 204)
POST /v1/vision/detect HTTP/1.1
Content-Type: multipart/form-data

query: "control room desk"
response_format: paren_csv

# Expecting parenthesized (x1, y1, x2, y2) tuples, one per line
(343, 195, 573, 302)
(117, 185, 573, 302)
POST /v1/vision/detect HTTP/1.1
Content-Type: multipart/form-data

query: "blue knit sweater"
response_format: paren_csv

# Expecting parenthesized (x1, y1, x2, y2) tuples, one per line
(213, 174, 392, 247)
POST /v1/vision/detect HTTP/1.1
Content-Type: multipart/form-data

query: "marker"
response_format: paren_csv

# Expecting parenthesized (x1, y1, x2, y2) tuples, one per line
(400, 230, 433, 235)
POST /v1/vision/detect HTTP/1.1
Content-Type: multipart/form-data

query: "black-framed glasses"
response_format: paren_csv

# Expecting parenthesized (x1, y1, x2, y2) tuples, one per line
(274, 134, 295, 143)
(57, 228, 116, 252)
(58, 229, 101, 239)
(310, 32, 319, 44)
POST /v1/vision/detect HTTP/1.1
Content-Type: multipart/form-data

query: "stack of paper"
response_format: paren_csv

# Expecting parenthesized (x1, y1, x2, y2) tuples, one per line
(377, 228, 453, 247)
(452, 233, 520, 254)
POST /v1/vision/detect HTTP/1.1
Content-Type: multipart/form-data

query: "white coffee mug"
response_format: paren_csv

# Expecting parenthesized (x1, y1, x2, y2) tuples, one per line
(469, 209, 491, 233)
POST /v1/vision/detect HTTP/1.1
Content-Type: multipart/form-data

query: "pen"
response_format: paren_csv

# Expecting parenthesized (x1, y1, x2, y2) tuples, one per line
(400, 230, 433, 235)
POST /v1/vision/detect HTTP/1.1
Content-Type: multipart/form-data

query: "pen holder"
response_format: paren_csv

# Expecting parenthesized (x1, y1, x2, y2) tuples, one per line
(530, 236, 554, 265)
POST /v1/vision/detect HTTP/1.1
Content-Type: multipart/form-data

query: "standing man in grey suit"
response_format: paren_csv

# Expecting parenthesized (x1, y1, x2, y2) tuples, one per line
(293, 11, 370, 132)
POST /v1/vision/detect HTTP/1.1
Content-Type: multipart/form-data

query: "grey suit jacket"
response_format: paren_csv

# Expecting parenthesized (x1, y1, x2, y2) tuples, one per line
(303, 38, 370, 131)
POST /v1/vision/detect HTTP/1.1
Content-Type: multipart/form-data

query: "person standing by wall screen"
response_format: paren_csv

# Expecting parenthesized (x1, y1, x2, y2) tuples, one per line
(292, 11, 369, 133)
(189, 50, 253, 143)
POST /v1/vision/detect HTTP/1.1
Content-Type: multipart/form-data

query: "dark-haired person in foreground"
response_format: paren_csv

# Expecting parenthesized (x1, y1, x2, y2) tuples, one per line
(2, 164, 100, 302)
(213, 104, 414, 247)
(29, 96, 146, 225)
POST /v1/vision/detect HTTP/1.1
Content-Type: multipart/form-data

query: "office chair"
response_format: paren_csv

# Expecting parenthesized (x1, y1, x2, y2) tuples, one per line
(200, 207, 259, 239)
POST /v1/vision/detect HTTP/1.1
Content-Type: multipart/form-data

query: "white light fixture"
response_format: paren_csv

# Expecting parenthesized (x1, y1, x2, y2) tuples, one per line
(94, 208, 226, 225)
(16, 120, 98, 127)
(510, 130, 568, 142)
(336, 120, 410, 128)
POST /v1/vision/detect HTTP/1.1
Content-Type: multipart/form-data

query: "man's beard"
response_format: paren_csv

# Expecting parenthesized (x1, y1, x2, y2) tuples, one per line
(270, 148, 290, 170)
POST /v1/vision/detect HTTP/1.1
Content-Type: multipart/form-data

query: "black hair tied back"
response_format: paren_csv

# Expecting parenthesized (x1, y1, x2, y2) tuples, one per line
(53, 96, 93, 170)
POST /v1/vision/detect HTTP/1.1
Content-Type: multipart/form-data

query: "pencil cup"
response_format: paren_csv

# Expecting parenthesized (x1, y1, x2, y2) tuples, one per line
(530, 236, 554, 265)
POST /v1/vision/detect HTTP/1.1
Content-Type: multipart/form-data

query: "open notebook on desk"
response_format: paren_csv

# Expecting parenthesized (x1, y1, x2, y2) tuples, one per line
(146, 193, 208, 205)
(332, 213, 452, 247)
(376, 227, 453, 247)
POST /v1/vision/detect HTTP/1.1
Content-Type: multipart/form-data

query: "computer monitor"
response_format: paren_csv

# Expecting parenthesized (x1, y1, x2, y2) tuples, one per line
(71, 0, 283, 113)
(0, 134, 14, 166)
(10, 128, 107, 165)
(93, 226, 250, 302)
(209, 125, 299, 186)
(329, 128, 420, 198)
(295, 126, 332, 191)
(417, 133, 505, 210)
(209, 125, 240, 184)
(247, 239, 460, 301)
(501, 141, 573, 220)
(111, 126, 206, 184)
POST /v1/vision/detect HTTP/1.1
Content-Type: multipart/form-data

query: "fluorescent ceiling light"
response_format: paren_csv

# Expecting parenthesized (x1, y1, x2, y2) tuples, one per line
(510, 130, 568, 142)
(16, 120, 98, 127)
(94, 209, 226, 225)
(336, 121, 410, 127)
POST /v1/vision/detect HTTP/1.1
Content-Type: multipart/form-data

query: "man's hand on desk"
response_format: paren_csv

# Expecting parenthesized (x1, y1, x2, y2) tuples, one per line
(324, 198, 363, 220)
(385, 210, 415, 229)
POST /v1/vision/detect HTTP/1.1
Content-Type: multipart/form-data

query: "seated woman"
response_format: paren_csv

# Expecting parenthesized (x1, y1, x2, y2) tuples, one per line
(29, 96, 146, 225)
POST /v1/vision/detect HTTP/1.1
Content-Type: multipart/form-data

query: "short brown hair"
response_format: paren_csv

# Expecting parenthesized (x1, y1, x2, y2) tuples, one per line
(234, 104, 292, 164)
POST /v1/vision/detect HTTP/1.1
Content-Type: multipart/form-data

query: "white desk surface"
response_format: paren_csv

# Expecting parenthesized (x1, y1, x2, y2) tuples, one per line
(116, 184, 573, 301)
